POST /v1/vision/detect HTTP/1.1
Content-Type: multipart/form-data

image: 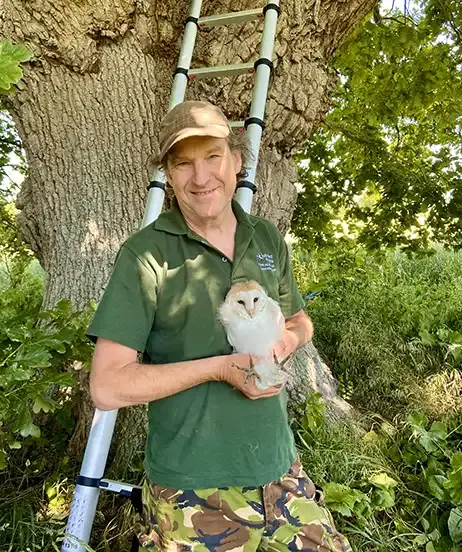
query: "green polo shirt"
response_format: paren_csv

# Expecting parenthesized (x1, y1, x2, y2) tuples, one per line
(87, 199, 305, 489)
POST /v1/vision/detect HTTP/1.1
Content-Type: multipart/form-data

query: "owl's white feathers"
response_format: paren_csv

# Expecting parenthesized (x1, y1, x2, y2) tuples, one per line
(218, 281, 286, 389)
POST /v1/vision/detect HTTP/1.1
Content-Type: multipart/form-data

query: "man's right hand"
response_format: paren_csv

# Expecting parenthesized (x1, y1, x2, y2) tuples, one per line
(220, 353, 285, 400)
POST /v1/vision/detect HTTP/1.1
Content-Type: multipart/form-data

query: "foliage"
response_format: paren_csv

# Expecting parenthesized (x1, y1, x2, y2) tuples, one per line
(297, 395, 462, 551)
(0, 39, 32, 95)
(292, 0, 462, 250)
(293, 244, 462, 417)
(0, 257, 95, 470)
(1, 110, 28, 264)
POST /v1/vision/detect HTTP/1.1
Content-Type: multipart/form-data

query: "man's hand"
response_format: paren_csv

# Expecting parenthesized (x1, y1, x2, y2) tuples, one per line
(272, 329, 299, 365)
(273, 310, 314, 364)
(221, 353, 284, 400)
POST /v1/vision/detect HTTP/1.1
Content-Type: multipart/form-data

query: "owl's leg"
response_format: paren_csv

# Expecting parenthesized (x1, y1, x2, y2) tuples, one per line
(273, 351, 292, 370)
(232, 355, 261, 384)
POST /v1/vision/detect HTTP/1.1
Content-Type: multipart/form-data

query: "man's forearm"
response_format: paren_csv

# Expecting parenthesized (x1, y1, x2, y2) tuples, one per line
(274, 310, 314, 362)
(286, 311, 314, 350)
(91, 352, 227, 411)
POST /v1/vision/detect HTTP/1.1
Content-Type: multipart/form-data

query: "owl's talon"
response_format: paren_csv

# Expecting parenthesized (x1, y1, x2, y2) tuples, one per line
(273, 351, 291, 370)
(231, 357, 261, 384)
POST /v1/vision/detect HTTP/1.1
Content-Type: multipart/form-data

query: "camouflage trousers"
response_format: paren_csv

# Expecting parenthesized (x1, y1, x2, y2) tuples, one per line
(135, 458, 352, 552)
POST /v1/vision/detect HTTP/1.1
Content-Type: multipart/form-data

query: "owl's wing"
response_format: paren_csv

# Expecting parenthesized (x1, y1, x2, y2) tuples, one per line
(267, 296, 286, 333)
(217, 301, 238, 350)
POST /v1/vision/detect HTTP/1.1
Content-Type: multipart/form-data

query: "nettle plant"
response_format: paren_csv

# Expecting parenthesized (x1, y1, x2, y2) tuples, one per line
(0, 299, 95, 469)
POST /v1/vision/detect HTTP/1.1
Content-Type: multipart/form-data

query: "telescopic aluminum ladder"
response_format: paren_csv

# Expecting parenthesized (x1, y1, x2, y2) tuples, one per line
(62, 1, 280, 550)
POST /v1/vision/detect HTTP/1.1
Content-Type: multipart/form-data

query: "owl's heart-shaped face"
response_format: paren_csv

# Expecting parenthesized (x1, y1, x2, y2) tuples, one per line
(227, 287, 267, 320)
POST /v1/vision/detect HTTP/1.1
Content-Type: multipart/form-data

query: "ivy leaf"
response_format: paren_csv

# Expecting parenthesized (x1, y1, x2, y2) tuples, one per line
(448, 508, 462, 543)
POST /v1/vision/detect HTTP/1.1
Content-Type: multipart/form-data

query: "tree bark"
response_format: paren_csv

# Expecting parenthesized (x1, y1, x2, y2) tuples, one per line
(1, 0, 376, 464)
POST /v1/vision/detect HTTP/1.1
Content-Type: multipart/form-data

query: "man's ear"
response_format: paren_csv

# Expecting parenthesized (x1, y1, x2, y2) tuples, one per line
(232, 150, 242, 175)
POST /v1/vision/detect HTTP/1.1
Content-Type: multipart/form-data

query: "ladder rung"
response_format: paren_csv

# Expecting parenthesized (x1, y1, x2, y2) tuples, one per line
(198, 9, 264, 28)
(189, 63, 254, 80)
(100, 479, 141, 495)
(229, 121, 246, 129)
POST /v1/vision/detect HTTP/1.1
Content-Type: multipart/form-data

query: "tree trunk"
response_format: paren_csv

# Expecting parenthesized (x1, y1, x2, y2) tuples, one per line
(1, 0, 376, 465)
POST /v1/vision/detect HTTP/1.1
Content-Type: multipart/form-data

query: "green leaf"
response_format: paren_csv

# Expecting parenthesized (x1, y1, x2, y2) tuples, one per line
(452, 453, 462, 470)
(0, 449, 6, 470)
(369, 472, 398, 489)
(32, 395, 56, 414)
(5, 326, 26, 342)
(446, 456, 462, 504)
(408, 412, 429, 430)
(371, 487, 396, 510)
(449, 508, 462, 543)
(426, 474, 449, 500)
(0, 40, 32, 92)
(420, 330, 437, 345)
(20, 420, 40, 439)
(323, 483, 367, 517)
(16, 347, 51, 369)
(13, 405, 41, 439)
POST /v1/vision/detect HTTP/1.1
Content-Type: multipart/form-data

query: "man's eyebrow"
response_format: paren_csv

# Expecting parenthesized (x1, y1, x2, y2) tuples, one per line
(204, 145, 225, 155)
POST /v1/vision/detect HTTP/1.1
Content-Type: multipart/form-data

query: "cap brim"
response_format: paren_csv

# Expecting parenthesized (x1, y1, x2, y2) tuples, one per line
(160, 125, 229, 161)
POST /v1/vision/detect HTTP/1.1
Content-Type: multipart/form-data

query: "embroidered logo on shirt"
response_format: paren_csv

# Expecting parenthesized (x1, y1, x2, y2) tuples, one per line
(257, 253, 276, 272)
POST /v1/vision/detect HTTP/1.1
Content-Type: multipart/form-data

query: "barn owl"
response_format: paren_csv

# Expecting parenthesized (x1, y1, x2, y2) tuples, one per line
(218, 281, 286, 390)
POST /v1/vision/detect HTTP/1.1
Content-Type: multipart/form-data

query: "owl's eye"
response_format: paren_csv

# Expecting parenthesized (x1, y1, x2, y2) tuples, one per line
(238, 300, 245, 305)
(253, 297, 258, 303)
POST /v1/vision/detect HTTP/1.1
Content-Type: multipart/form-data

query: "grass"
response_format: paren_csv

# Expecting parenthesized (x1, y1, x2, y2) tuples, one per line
(293, 246, 462, 418)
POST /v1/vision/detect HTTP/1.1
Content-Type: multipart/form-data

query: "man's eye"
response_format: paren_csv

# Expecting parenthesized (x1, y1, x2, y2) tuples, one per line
(208, 154, 220, 160)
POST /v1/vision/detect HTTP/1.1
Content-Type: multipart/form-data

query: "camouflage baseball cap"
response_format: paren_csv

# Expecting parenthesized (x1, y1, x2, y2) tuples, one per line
(158, 101, 230, 162)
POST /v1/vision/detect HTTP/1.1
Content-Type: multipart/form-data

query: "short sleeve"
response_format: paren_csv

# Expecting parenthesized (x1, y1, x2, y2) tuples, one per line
(277, 235, 305, 318)
(86, 244, 158, 351)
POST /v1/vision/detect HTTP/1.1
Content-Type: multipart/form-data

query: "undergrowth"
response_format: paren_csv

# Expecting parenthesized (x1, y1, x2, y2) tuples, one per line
(293, 245, 462, 418)
(296, 394, 462, 552)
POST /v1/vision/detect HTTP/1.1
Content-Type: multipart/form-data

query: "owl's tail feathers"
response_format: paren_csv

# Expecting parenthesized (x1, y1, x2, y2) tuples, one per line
(254, 362, 286, 390)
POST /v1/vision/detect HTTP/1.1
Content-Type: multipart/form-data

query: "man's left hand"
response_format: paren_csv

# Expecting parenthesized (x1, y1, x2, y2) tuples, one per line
(273, 329, 299, 365)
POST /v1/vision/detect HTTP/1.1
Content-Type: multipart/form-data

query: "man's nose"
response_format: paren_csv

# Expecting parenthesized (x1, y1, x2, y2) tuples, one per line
(192, 160, 210, 186)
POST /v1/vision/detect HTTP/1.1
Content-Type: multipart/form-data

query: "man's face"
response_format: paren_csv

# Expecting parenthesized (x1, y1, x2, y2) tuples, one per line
(166, 135, 242, 224)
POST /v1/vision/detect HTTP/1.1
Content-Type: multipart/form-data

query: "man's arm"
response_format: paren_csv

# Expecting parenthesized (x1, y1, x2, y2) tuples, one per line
(273, 309, 314, 363)
(90, 337, 284, 411)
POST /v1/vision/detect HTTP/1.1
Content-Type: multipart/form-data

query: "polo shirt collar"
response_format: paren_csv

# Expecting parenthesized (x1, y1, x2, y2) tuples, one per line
(154, 196, 257, 235)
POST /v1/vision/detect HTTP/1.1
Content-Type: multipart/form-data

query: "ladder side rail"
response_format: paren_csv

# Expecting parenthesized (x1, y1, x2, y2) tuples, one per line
(62, 410, 118, 551)
(62, 3, 203, 551)
(142, 0, 203, 227)
(235, 0, 280, 213)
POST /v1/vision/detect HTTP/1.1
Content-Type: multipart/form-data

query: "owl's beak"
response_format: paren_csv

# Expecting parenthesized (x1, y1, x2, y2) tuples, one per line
(245, 306, 255, 318)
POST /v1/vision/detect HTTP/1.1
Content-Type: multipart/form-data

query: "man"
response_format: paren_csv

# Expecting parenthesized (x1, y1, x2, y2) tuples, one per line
(88, 101, 351, 551)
